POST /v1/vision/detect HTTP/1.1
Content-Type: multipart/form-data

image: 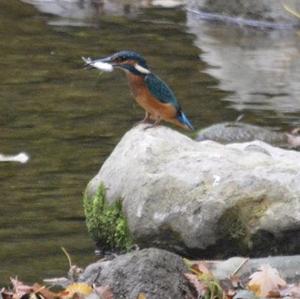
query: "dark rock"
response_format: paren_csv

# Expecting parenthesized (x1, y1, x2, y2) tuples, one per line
(79, 248, 193, 299)
(195, 122, 300, 149)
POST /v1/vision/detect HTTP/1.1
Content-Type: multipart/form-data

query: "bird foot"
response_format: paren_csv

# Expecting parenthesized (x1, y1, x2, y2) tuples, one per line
(134, 118, 152, 127)
(143, 121, 161, 130)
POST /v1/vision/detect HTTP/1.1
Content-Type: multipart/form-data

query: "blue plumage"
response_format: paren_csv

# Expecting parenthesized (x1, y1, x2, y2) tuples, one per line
(144, 73, 180, 109)
(145, 73, 194, 130)
(85, 50, 194, 130)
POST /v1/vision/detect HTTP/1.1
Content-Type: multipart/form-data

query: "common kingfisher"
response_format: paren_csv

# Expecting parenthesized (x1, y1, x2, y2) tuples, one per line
(84, 50, 194, 130)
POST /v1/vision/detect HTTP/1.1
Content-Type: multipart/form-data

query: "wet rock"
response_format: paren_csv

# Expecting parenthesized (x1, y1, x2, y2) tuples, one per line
(195, 122, 300, 149)
(210, 255, 300, 283)
(86, 125, 300, 258)
(79, 248, 192, 299)
(188, 0, 300, 24)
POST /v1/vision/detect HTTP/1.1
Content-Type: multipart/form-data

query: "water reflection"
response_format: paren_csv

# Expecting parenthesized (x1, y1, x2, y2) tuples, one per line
(187, 12, 300, 126)
(21, 0, 186, 26)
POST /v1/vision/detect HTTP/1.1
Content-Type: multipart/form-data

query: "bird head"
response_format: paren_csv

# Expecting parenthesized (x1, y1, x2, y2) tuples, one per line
(97, 50, 151, 76)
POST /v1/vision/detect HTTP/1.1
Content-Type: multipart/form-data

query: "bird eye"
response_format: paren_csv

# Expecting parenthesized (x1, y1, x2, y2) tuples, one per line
(114, 56, 125, 63)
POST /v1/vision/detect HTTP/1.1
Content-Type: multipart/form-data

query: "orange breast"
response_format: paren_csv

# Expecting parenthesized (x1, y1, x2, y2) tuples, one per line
(126, 73, 177, 121)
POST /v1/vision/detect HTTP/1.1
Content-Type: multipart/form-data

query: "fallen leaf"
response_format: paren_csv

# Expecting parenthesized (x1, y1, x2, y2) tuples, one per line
(137, 293, 147, 299)
(184, 273, 208, 298)
(229, 275, 243, 289)
(20, 292, 44, 299)
(93, 286, 113, 299)
(278, 283, 300, 298)
(247, 264, 286, 297)
(290, 284, 300, 298)
(32, 284, 58, 299)
(190, 261, 211, 276)
(61, 283, 93, 299)
(225, 289, 236, 299)
(1, 290, 13, 299)
(43, 278, 70, 289)
(10, 278, 32, 299)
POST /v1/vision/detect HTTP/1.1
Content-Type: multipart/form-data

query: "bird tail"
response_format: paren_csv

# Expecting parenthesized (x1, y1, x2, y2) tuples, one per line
(177, 111, 194, 130)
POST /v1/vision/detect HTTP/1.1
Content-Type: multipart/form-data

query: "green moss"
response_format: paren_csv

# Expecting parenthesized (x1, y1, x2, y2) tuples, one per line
(218, 197, 270, 252)
(83, 184, 133, 251)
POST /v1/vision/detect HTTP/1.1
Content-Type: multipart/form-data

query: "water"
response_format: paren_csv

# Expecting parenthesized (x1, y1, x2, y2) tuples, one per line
(0, 0, 299, 284)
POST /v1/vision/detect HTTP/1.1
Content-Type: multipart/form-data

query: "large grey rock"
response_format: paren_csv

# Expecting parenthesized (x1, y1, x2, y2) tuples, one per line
(79, 248, 192, 299)
(86, 125, 300, 257)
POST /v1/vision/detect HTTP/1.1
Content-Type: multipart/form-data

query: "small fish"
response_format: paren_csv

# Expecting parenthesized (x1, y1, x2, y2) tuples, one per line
(82, 57, 114, 72)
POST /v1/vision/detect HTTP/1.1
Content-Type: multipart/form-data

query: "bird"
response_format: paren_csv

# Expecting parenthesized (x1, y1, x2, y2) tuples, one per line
(83, 50, 194, 130)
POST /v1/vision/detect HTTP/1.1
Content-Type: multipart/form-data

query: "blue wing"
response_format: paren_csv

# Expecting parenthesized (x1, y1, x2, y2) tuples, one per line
(144, 73, 180, 110)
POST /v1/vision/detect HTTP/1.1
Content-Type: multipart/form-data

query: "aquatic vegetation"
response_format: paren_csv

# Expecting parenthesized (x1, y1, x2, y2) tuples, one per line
(83, 183, 133, 251)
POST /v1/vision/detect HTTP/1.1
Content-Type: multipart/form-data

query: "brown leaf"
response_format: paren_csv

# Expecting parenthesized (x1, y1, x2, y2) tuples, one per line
(225, 289, 236, 299)
(137, 293, 147, 299)
(10, 278, 32, 299)
(278, 283, 300, 298)
(220, 276, 243, 292)
(61, 283, 93, 299)
(190, 261, 211, 275)
(184, 273, 208, 297)
(32, 283, 58, 299)
(1, 290, 14, 299)
(93, 286, 113, 299)
(247, 264, 286, 297)
(229, 275, 243, 289)
(290, 284, 300, 298)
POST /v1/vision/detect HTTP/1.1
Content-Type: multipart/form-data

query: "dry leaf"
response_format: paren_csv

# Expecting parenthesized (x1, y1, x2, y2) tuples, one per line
(1, 290, 13, 299)
(20, 292, 44, 299)
(190, 261, 211, 275)
(61, 283, 93, 299)
(93, 286, 113, 299)
(137, 293, 147, 299)
(184, 273, 207, 297)
(10, 278, 32, 299)
(290, 284, 300, 298)
(229, 275, 243, 289)
(32, 283, 58, 299)
(277, 283, 300, 298)
(247, 264, 286, 297)
(225, 289, 236, 299)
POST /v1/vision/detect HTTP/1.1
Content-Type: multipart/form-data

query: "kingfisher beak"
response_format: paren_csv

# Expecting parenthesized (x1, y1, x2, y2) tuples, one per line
(82, 56, 114, 72)
(98, 55, 114, 64)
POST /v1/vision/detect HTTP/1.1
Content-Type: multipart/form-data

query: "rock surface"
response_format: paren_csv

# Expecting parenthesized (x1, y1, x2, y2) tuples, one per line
(195, 122, 300, 149)
(78, 248, 300, 299)
(79, 248, 192, 299)
(209, 255, 300, 283)
(86, 125, 300, 257)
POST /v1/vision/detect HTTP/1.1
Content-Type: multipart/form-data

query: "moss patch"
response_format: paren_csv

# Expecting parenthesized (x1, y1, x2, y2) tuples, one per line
(218, 197, 269, 252)
(83, 184, 133, 251)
